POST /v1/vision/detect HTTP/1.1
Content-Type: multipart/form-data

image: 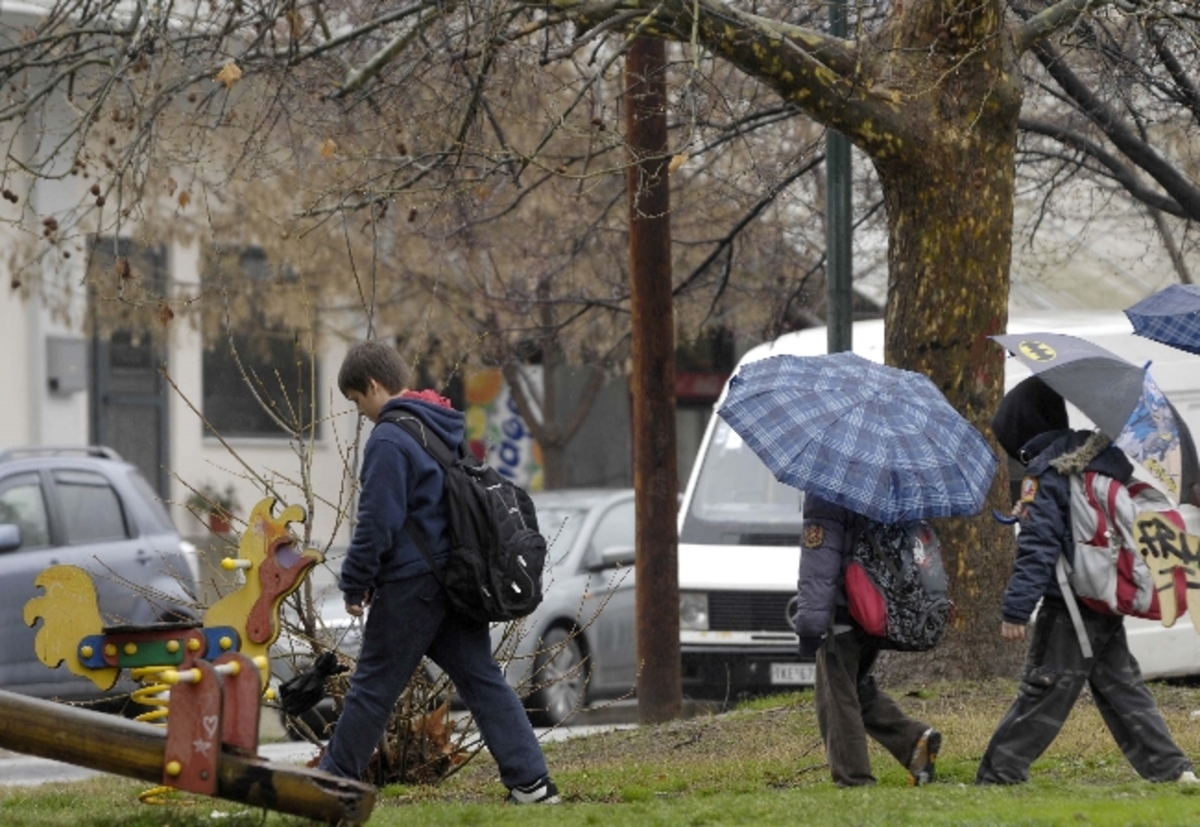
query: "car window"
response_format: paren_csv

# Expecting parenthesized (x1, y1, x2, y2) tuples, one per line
(54, 469, 130, 543)
(127, 467, 176, 533)
(535, 507, 586, 566)
(0, 472, 51, 549)
(588, 500, 635, 562)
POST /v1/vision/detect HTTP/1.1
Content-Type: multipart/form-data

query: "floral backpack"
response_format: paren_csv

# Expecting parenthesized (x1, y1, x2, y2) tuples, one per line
(844, 520, 954, 651)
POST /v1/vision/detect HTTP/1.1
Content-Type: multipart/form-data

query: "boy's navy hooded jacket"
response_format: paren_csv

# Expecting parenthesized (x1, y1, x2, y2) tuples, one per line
(338, 395, 464, 606)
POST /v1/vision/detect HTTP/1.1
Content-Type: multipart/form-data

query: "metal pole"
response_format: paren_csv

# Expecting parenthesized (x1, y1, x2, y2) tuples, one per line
(625, 35, 682, 724)
(826, 0, 853, 355)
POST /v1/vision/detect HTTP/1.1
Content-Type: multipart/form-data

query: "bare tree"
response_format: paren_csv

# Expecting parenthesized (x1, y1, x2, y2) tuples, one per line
(1014, 2, 1200, 284)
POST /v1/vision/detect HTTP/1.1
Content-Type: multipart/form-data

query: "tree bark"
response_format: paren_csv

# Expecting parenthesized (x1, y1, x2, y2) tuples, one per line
(867, 1, 1026, 678)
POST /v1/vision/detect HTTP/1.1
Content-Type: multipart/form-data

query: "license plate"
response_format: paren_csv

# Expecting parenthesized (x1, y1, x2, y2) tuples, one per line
(770, 662, 816, 685)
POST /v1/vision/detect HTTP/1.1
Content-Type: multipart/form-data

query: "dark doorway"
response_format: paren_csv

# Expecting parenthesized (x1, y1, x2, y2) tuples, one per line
(88, 239, 171, 497)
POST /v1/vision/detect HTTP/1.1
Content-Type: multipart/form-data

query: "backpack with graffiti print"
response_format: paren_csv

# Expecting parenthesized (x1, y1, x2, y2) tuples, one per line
(1065, 469, 1189, 620)
(381, 411, 548, 624)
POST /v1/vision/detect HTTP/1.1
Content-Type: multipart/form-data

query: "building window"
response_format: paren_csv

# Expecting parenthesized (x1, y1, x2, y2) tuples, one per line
(201, 247, 320, 439)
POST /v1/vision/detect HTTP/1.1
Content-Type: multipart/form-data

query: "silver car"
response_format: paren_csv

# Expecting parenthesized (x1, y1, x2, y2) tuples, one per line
(494, 488, 638, 726)
(0, 446, 201, 706)
(276, 488, 638, 733)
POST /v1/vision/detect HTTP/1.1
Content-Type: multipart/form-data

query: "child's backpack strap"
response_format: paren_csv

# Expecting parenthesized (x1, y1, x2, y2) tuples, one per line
(1054, 554, 1094, 661)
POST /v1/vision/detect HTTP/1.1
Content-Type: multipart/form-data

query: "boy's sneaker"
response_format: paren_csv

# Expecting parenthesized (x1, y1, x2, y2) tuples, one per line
(907, 728, 941, 786)
(506, 776, 561, 804)
(1178, 770, 1199, 784)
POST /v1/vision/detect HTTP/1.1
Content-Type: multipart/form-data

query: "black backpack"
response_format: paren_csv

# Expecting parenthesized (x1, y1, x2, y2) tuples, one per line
(844, 520, 953, 652)
(378, 411, 547, 623)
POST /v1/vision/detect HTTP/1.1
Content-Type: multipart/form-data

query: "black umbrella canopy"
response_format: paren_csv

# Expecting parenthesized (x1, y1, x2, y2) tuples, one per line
(992, 332, 1151, 438)
(993, 331, 1198, 501)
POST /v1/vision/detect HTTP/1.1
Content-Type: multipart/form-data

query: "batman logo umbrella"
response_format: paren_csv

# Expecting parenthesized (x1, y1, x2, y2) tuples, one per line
(992, 331, 1192, 502)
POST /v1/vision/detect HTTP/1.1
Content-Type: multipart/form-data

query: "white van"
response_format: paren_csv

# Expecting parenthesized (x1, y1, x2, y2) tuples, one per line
(676, 311, 1200, 697)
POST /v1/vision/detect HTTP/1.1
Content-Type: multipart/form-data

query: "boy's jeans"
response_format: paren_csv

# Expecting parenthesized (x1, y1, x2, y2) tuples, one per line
(317, 572, 548, 788)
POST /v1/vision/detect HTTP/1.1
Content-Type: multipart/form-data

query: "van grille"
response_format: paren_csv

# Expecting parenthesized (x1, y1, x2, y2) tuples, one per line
(708, 591, 796, 633)
(740, 534, 800, 547)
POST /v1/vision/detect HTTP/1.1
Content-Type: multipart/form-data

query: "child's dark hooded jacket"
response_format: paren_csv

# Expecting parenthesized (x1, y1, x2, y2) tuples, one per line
(990, 375, 1133, 624)
(338, 395, 464, 606)
(999, 430, 1132, 624)
(794, 494, 861, 656)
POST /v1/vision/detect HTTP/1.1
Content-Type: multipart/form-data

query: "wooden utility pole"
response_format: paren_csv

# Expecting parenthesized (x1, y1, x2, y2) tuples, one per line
(0, 689, 375, 825)
(625, 35, 682, 724)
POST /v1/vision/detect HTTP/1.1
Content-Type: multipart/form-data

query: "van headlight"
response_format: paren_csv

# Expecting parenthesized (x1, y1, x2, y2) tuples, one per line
(680, 592, 709, 631)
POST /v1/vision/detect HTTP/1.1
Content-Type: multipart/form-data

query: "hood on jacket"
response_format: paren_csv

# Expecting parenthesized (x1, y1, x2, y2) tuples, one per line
(377, 395, 465, 448)
(1024, 429, 1134, 483)
(992, 375, 1069, 462)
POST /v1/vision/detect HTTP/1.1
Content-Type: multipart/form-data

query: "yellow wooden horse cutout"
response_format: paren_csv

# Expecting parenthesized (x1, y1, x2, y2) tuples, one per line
(23, 497, 323, 690)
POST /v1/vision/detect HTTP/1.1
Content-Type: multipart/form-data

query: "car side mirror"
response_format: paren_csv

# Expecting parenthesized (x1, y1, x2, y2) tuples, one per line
(591, 544, 636, 571)
(0, 524, 21, 552)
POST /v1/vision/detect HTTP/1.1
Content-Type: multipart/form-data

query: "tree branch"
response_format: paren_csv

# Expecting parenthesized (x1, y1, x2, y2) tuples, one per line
(1018, 116, 1186, 216)
(1028, 37, 1200, 219)
(1012, 0, 1105, 54)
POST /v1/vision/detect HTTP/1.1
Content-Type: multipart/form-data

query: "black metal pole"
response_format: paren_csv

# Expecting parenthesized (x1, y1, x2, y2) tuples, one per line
(826, 0, 853, 354)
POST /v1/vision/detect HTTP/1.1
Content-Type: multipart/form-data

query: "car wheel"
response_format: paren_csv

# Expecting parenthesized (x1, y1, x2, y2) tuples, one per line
(526, 626, 587, 727)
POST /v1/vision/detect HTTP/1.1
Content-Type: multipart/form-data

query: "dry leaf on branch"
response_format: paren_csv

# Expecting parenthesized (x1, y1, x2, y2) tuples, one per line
(215, 62, 243, 89)
(320, 139, 338, 160)
(115, 256, 132, 281)
(668, 153, 690, 174)
(166, 177, 177, 196)
(178, 190, 191, 209)
(158, 302, 175, 327)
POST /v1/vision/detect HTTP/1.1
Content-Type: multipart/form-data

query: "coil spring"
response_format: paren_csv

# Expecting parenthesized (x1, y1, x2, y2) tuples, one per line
(130, 665, 173, 725)
(129, 665, 181, 805)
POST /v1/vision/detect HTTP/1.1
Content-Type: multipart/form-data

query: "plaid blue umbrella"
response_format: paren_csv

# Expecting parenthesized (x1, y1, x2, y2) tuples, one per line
(717, 352, 998, 524)
(1125, 284, 1200, 356)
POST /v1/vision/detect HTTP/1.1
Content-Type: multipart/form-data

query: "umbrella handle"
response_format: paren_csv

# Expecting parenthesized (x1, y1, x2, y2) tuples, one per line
(992, 509, 1019, 525)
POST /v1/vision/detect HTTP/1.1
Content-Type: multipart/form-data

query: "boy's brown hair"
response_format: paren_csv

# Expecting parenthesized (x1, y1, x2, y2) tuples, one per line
(338, 340, 411, 396)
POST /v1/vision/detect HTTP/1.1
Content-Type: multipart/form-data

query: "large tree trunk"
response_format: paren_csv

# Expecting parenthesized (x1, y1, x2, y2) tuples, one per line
(868, 1, 1025, 678)
(669, 0, 1032, 677)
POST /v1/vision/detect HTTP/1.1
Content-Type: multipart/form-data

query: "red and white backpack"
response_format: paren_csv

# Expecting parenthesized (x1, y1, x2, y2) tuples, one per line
(1065, 471, 1189, 620)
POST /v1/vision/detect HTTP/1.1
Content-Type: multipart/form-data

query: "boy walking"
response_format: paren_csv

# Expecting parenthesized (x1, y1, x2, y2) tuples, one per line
(977, 375, 1195, 785)
(317, 340, 560, 804)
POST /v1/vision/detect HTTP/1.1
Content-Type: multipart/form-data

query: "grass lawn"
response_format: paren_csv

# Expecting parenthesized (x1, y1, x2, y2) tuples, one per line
(5, 679, 1200, 826)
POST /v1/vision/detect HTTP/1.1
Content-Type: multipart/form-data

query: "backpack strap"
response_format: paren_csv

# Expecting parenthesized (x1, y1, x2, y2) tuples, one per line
(1055, 556, 1094, 660)
(375, 410, 457, 583)
(377, 410, 460, 468)
(1061, 472, 1095, 661)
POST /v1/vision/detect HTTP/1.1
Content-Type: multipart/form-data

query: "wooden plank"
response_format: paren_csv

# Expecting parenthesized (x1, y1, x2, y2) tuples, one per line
(0, 689, 375, 825)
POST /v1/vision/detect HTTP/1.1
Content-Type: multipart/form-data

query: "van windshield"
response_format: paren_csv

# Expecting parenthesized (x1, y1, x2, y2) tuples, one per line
(681, 419, 804, 546)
